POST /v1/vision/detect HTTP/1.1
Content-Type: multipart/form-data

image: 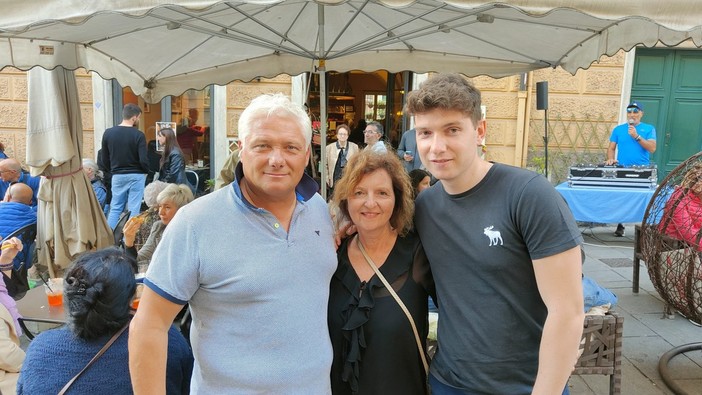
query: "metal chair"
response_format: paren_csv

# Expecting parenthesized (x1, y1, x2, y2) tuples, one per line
(112, 210, 130, 246)
(185, 170, 199, 193)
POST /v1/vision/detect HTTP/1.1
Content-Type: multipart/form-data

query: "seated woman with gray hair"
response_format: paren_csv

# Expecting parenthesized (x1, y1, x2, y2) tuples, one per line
(123, 183, 194, 267)
(16, 247, 193, 394)
(133, 180, 170, 250)
(82, 158, 108, 210)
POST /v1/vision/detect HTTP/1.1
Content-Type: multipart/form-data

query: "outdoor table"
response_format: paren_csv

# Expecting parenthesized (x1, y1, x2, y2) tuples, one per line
(16, 285, 66, 339)
(555, 183, 655, 223)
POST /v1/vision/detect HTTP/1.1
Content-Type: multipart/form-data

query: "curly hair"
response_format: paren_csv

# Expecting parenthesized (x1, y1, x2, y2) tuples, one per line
(404, 73, 482, 124)
(332, 148, 414, 236)
(143, 180, 170, 209)
(63, 247, 136, 340)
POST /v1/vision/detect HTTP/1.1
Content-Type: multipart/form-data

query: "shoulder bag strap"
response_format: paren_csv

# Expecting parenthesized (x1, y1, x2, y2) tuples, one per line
(356, 236, 429, 374)
(58, 320, 131, 395)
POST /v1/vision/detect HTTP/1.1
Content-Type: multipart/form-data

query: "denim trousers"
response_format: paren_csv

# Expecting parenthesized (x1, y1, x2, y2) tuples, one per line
(107, 173, 146, 228)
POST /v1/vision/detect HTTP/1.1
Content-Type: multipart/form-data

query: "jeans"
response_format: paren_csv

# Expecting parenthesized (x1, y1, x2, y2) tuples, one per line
(429, 373, 570, 395)
(107, 173, 146, 228)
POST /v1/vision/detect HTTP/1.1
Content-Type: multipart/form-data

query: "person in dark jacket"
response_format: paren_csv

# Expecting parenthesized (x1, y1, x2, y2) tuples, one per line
(100, 103, 150, 228)
(156, 128, 193, 193)
(0, 183, 37, 299)
(0, 183, 37, 269)
(0, 159, 41, 207)
(82, 158, 108, 210)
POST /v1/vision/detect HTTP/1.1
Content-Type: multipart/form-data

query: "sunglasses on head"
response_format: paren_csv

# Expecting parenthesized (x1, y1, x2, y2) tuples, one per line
(626, 108, 641, 114)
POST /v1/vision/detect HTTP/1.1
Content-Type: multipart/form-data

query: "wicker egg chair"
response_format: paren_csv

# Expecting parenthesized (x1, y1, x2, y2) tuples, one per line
(639, 152, 702, 395)
(640, 152, 702, 323)
(640, 152, 702, 325)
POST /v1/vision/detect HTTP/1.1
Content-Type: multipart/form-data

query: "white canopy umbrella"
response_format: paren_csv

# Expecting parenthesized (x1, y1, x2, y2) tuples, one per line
(2, 1, 701, 102)
(2, 0, 701, 197)
(26, 66, 114, 276)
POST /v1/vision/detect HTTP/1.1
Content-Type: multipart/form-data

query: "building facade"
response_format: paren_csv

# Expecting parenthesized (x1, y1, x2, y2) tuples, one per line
(2, 46, 699, 185)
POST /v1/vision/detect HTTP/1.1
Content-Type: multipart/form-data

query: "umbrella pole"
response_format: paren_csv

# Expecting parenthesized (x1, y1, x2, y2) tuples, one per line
(543, 108, 548, 179)
(320, 66, 327, 199)
(318, 4, 328, 200)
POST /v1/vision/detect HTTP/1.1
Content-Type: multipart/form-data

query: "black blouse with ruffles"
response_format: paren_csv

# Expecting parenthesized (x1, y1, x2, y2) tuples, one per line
(328, 231, 435, 395)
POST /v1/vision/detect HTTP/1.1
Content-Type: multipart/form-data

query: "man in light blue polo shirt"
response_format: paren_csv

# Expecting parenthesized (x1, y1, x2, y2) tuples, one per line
(605, 101, 657, 236)
(129, 94, 337, 394)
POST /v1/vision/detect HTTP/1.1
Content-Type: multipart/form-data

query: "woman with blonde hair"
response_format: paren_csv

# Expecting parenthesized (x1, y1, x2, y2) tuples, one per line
(123, 183, 194, 266)
(328, 149, 435, 395)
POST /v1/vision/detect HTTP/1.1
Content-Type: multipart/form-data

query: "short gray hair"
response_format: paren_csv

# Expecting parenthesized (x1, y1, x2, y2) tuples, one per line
(82, 158, 102, 179)
(238, 93, 311, 148)
(143, 180, 169, 208)
(367, 121, 384, 136)
(157, 183, 195, 209)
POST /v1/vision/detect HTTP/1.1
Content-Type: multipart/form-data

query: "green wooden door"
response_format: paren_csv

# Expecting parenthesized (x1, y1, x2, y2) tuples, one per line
(632, 49, 702, 180)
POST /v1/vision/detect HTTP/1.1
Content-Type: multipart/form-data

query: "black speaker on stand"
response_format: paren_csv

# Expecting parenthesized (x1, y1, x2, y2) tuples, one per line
(536, 81, 549, 178)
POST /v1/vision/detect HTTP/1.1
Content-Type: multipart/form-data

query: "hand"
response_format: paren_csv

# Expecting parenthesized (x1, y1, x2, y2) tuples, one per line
(627, 125, 638, 138)
(1, 237, 23, 264)
(604, 158, 617, 166)
(403, 153, 413, 162)
(334, 220, 357, 249)
(123, 217, 144, 247)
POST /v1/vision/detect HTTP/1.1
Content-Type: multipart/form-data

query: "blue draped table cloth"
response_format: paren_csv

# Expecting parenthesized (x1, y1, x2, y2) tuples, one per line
(555, 183, 656, 223)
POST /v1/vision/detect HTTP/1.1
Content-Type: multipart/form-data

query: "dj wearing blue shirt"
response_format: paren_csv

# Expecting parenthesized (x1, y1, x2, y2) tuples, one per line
(604, 101, 657, 236)
(605, 101, 656, 166)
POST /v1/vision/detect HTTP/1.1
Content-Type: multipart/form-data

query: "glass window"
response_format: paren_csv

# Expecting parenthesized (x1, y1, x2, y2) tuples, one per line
(364, 93, 386, 122)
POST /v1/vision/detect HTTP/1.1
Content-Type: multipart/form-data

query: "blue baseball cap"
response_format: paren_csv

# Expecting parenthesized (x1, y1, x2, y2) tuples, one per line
(627, 101, 644, 111)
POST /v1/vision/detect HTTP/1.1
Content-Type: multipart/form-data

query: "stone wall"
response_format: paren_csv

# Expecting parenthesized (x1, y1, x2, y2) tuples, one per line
(469, 50, 627, 182)
(226, 75, 292, 139)
(2, 53, 628, 180)
(0, 67, 95, 165)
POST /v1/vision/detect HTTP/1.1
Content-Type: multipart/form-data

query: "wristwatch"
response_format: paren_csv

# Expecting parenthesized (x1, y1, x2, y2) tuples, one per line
(635, 135, 641, 141)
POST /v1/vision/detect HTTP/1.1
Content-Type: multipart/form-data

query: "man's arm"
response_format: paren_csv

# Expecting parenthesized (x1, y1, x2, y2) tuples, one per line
(326, 144, 335, 187)
(396, 132, 407, 158)
(0, 237, 23, 278)
(604, 142, 618, 165)
(129, 287, 184, 395)
(531, 246, 585, 395)
(137, 135, 150, 173)
(638, 138, 656, 154)
(100, 135, 111, 172)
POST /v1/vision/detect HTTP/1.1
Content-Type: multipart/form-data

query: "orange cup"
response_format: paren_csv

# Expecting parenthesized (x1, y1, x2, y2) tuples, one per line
(131, 283, 144, 310)
(44, 278, 64, 306)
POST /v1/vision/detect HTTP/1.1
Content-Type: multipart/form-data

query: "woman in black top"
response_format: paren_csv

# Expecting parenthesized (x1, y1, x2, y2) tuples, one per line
(329, 149, 435, 395)
(157, 128, 191, 191)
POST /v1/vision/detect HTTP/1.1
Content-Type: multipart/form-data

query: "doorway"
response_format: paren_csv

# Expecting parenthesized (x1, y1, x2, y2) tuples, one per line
(306, 71, 410, 149)
(112, 83, 214, 190)
(631, 48, 702, 179)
